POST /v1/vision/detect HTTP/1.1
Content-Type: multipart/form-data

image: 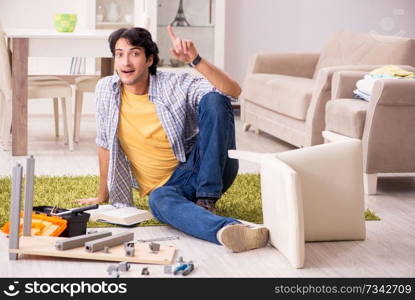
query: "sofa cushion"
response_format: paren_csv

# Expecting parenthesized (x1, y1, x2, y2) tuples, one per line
(325, 99, 368, 139)
(243, 74, 315, 121)
(314, 32, 415, 78)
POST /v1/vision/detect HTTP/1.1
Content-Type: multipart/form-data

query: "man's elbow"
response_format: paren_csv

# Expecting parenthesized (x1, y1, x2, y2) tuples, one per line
(231, 82, 242, 99)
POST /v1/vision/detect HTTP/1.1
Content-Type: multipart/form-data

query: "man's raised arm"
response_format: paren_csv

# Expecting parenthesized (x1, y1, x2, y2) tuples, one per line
(167, 25, 241, 99)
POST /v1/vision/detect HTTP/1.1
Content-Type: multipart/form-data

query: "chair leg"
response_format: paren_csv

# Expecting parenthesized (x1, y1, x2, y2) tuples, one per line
(1, 93, 12, 151)
(74, 91, 83, 143)
(243, 123, 251, 132)
(53, 97, 59, 137)
(61, 98, 69, 145)
(61, 97, 74, 151)
(364, 173, 377, 195)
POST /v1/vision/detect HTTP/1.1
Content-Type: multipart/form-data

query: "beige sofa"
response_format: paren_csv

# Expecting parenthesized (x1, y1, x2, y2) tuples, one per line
(241, 31, 415, 147)
(324, 68, 415, 194)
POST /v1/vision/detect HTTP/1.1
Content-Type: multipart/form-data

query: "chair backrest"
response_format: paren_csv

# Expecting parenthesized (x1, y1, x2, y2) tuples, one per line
(276, 140, 366, 243)
(0, 22, 12, 93)
(229, 140, 366, 269)
(314, 31, 415, 78)
(69, 57, 86, 75)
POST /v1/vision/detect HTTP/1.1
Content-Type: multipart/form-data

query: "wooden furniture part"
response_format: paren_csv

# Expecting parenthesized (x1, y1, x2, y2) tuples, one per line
(10, 236, 176, 265)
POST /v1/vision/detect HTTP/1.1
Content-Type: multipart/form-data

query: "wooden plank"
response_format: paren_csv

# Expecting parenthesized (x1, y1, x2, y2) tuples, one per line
(53, 75, 100, 85)
(11, 38, 28, 156)
(100, 57, 114, 76)
(9, 236, 175, 265)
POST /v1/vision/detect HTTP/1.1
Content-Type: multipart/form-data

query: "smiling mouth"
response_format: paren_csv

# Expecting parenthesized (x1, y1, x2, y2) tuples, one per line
(122, 70, 135, 74)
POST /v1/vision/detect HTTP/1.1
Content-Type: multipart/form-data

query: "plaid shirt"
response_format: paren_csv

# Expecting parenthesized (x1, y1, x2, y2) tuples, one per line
(95, 71, 236, 206)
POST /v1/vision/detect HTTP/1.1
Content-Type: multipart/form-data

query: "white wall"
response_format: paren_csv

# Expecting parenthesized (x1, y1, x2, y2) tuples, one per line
(225, 0, 415, 83)
(0, 0, 87, 29)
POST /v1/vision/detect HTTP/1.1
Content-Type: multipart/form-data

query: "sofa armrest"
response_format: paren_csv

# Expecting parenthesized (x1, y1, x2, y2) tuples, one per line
(362, 78, 415, 173)
(305, 64, 388, 146)
(331, 71, 369, 99)
(371, 78, 415, 106)
(246, 52, 320, 79)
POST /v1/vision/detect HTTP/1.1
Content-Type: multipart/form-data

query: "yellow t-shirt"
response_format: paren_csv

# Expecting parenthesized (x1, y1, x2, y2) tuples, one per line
(118, 88, 179, 196)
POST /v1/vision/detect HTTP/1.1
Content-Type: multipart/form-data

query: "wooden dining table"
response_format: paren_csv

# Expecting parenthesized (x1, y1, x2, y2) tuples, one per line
(5, 29, 114, 156)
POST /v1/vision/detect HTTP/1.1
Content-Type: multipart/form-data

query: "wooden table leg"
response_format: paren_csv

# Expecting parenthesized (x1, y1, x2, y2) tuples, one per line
(11, 38, 28, 156)
(100, 57, 114, 77)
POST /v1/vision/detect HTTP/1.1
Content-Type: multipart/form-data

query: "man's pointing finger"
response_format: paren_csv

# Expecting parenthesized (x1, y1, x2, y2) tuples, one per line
(167, 24, 177, 40)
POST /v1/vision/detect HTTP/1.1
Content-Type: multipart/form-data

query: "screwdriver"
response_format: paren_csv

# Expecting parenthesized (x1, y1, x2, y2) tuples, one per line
(53, 204, 99, 216)
(137, 235, 180, 243)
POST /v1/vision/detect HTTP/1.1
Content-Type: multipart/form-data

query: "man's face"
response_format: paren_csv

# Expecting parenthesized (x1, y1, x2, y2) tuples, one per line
(114, 38, 153, 86)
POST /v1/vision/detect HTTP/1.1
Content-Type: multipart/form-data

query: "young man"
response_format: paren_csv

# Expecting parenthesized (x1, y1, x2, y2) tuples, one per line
(78, 26, 269, 252)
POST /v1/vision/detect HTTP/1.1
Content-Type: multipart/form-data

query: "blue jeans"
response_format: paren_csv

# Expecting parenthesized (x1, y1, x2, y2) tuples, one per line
(148, 92, 240, 244)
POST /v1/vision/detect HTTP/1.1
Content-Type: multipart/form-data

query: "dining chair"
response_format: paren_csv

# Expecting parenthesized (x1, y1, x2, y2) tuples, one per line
(0, 26, 74, 151)
(69, 57, 100, 143)
(73, 75, 99, 143)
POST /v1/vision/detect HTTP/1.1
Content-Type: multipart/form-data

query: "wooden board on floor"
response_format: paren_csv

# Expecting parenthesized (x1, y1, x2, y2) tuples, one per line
(9, 236, 175, 265)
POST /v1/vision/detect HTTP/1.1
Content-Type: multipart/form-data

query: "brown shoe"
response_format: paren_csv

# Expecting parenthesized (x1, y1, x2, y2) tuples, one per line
(217, 223, 269, 252)
(196, 198, 216, 214)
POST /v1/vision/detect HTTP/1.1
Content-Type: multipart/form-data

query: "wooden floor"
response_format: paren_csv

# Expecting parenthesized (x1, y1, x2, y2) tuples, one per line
(0, 115, 414, 277)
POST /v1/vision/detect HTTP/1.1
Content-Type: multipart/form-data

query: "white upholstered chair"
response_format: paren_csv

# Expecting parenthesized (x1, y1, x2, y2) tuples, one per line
(229, 140, 366, 268)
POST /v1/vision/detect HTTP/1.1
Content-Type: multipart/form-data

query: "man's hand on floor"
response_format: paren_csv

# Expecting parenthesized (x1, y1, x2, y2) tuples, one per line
(75, 197, 108, 205)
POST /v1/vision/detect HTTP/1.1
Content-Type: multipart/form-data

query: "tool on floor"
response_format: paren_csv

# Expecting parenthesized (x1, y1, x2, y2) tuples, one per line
(52, 204, 99, 216)
(181, 261, 194, 276)
(173, 256, 195, 276)
(137, 235, 180, 243)
(174, 261, 194, 276)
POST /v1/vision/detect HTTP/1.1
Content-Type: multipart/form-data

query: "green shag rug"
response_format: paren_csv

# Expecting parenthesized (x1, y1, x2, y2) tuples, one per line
(0, 174, 380, 228)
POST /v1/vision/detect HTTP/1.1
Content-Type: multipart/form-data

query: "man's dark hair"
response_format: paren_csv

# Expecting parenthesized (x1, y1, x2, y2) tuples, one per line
(109, 27, 160, 75)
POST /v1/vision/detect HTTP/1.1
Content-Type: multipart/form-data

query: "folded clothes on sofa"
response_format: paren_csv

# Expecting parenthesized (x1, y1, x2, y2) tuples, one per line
(353, 89, 371, 101)
(356, 75, 376, 95)
(353, 65, 415, 101)
(370, 65, 415, 78)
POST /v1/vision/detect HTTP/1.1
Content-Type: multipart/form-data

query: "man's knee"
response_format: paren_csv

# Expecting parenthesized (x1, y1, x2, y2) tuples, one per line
(149, 187, 165, 209)
(149, 186, 177, 214)
(199, 92, 232, 116)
